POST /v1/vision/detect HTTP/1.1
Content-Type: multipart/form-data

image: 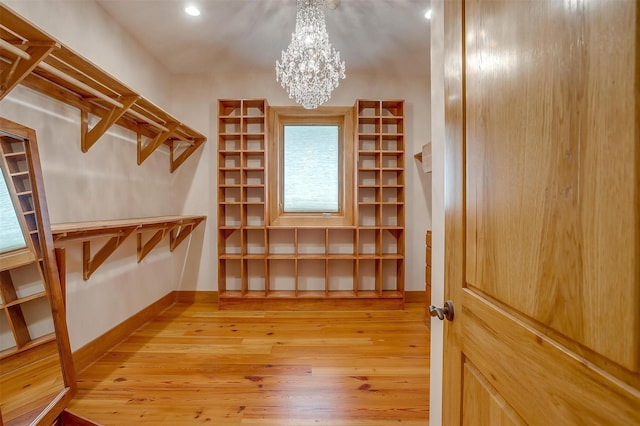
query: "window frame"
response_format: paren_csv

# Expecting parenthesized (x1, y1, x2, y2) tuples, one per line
(268, 106, 354, 227)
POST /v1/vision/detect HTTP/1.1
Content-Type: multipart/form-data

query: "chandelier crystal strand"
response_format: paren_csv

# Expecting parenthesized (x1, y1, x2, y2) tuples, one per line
(276, 0, 346, 109)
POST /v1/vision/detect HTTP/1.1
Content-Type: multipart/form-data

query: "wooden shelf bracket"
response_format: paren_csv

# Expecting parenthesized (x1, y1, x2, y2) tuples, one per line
(170, 137, 206, 173)
(51, 216, 206, 281)
(169, 217, 205, 251)
(137, 122, 179, 165)
(81, 96, 139, 153)
(82, 227, 135, 280)
(136, 228, 167, 263)
(0, 40, 58, 100)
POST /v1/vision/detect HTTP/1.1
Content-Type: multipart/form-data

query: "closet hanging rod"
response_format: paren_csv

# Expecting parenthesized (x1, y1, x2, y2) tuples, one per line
(0, 40, 123, 108)
(127, 109, 170, 132)
(1, 39, 173, 133)
(0, 38, 32, 60)
(38, 62, 123, 108)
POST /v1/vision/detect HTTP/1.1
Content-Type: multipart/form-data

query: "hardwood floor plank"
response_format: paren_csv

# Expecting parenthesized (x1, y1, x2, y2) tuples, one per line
(68, 302, 429, 425)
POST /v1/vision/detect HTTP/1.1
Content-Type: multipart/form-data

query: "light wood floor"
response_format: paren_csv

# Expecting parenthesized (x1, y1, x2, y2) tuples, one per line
(67, 303, 430, 425)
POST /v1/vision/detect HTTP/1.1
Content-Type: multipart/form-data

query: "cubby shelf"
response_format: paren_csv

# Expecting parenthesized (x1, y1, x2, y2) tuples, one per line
(1, 130, 49, 358)
(217, 99, 405, 310)
(0, 4, 206, 173)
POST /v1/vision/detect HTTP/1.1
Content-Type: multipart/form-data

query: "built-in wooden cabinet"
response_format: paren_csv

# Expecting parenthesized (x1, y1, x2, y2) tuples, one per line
(217, 99, 405, 310)
(355, 99, 406, 301)
(217, 99, 268, 307)
(0, 118, 75, 425)
(1, 131, 54, 356)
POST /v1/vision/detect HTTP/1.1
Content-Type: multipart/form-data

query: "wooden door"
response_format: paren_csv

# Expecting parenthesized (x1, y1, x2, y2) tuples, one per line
(442, 0, 640, 424)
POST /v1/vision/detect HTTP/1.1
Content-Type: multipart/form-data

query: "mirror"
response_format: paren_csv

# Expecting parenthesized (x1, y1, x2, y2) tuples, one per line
(0, 118, 75, 425)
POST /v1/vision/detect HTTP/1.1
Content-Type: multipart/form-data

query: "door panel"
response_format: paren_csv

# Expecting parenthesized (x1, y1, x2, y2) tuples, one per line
(443, 0, 640, 424)
(464, 0, 639, 371)
(462, 361, 524, 426)
(464, 291, 640, 424)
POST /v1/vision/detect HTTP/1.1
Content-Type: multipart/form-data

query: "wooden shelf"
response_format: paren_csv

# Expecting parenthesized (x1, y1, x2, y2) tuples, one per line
(51, 215, 206, 280)
(217, 99, 405, 310)
(0, 332, 57, 360)
(0, 4, 206, 173)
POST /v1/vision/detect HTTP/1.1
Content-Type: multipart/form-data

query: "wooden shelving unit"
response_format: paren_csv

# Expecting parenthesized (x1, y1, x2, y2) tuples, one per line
(217, 99, 405, 310)
(355, 99, 405, 302)
(0, 117, 75, 426)
(51, 216, 206, 280)
(0, 4, 206, 173)
(217, 99, 268, 307)
(0, 131, 56, 358)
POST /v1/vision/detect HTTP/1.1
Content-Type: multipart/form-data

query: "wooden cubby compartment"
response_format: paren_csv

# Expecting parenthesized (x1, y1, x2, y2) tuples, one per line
(217, 99, 268, 302)
(0, 134, 55, 357)
(217, 99, 405, 310)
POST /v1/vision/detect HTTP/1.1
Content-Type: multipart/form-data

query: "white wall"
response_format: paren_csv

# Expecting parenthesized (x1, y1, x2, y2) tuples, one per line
(0, 1, 204, 351)
(172, 69, 432, 293)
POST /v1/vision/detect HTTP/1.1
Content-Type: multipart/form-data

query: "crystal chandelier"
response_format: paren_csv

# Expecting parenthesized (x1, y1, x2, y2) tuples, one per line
(276, 0, 346, 109)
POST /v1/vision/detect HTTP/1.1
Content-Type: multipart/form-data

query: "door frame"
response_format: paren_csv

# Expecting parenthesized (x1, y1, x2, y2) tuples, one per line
(441, 0, 465, 424)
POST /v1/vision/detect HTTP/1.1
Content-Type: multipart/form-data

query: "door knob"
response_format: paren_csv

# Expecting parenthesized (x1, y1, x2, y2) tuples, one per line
(429, 300, 454, 321)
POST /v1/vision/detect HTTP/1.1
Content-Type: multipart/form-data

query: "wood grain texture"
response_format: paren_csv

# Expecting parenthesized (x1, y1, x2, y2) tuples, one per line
(463, 290, 640, 424)
(442, 0, 466, 424)
(462, 362, 524, 426)
(464, 0, 639, 371)
(58, 409, 102, 426)
(0, 340, 64, 421)
(66, 302, 429, 425)
(444, 0, 639, 423)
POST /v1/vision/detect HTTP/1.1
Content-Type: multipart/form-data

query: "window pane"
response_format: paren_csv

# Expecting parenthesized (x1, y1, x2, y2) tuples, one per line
(283, 125, 339, 212)
(0, 171, 26, 253)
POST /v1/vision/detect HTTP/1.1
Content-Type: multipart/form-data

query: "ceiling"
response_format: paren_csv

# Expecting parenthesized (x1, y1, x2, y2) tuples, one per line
(95, 0, 431, 77)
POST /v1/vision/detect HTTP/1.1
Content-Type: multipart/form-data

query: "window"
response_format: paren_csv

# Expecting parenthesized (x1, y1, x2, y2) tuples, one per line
(269, 106, 354, 227)
(283, 125, 339, 213)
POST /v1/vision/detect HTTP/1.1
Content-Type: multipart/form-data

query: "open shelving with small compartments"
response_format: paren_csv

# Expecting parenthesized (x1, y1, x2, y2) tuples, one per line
(217, 99, 405, 310)
(0, 129, 56, 358)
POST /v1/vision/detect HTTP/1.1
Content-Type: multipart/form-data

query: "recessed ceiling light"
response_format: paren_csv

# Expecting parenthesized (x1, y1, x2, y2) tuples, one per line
(424, 9, 433, 20)
(185, 5, 201, 17)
